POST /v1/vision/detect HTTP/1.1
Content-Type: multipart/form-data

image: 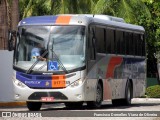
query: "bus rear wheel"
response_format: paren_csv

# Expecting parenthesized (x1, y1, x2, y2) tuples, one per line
(87, 82, 103, 108)
(123, 80, 132, 105)
(112, 80, 132, 106)
(27, 102, 42, 111)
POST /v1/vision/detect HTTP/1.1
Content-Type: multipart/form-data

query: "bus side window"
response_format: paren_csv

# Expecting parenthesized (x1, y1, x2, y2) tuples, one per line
(142, 35, 145, 56)
(116, 30, 123, 54)
(138, 34, 142, 56)
(133, 33, 142, 56)
(96, 27, 106, 54)
(125, 32, 133, 55)
(125, 32, 129, 55)
(133, 33, 137, 55)
(106, 29, 114, 54)
(130, 33, 133, 55)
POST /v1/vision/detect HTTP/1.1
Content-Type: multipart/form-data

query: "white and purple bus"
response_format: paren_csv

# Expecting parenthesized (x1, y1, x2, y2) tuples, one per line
(8, 14, 146, 111)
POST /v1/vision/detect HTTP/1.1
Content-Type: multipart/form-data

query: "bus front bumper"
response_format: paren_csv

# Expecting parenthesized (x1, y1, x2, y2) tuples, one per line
(13, 80, 86, 102)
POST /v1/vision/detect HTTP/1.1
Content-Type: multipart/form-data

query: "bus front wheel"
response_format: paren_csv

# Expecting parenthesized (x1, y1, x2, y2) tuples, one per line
(27, 102, 42, 111)
(87, 82, 103, 108)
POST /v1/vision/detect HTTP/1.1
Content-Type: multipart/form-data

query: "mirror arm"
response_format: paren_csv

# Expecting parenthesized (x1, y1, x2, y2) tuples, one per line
(8, 30, 17, 51)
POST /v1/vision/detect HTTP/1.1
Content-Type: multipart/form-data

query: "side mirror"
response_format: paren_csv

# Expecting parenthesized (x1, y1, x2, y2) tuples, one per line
(8, 30, 16, 51)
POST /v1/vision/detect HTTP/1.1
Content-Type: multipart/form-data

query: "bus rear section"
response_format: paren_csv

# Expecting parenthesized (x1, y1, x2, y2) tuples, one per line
(86, 17, 146, 106)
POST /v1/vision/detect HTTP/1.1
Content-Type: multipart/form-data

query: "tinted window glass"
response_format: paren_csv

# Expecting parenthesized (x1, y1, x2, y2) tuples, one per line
(96, 27, 105, 53)
(106, 29, 114, 53)
(142, 35, 145, 56)
(116, 30, 123, 54)
(137, 34, 142, 56)
(133, 33, 137, 55)
(129, 33, 133, 55)
(125, 32, 129, 55)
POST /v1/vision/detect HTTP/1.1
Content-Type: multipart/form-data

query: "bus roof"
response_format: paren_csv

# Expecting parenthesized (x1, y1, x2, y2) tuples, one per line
(19, 14, 145, 33)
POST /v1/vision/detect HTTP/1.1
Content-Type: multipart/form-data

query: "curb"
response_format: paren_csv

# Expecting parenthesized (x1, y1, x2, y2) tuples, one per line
(0, 98, 160, 107)
(0, 102, 26, 107)
(133, 98, 160, 101)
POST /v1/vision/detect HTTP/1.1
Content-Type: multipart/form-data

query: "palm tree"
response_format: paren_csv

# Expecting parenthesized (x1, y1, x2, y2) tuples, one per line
(19, 0, 151, 24)
(113, 0, 151, 23)
(11, 0, 19, 30)
(4, 0, 11, 30)
(86, 0, 151, 23)
(20, 0, 54, 19)
(0, 0, 11, 49)
(0, 0, 19, 49)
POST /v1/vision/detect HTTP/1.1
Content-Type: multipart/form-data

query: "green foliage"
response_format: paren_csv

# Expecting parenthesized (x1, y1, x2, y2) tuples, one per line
(19, 0, 151, 24)
(146, 85, 160, 98)
(92, 0, 108, 14)
(19, 0, 55, 18)
(117, 0, 135, 23)
(135, 1, 160, 77)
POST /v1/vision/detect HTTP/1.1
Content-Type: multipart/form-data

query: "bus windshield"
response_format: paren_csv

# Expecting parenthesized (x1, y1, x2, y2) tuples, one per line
(15, 25, 86, 72)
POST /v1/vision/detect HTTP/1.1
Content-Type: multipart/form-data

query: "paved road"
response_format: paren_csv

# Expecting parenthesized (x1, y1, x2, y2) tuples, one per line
(0, 98, 160, 120)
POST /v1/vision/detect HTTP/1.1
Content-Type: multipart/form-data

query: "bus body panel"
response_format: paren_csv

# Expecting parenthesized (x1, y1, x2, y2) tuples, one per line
(13, 70, 88, 102)
(86, 54, 146, 100)
(12, 53, 146, 103)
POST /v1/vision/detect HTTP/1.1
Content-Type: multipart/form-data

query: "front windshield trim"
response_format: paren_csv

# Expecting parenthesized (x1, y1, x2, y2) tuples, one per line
(14, 25, 86, 73)
(13, 64, 86, 75)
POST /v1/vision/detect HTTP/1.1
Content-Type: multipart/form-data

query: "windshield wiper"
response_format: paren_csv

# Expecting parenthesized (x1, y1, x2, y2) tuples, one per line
(34, 49, 69, 74)
(26, 50, 48, 74)
(50, 49, 69, 74)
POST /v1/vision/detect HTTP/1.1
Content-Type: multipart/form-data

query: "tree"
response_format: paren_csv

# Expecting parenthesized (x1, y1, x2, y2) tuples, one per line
(11, 0, 19, 30)
(0, 0, 8, 49)
(137, 0, 160, 81)
(19, 0, 150, 23)
(20, 0, 59, 18)
(0, 0, 19, 49)
(0, 0, 12, 49)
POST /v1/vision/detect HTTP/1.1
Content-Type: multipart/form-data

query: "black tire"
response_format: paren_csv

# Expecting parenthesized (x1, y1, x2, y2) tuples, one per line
(112, 80, 132, 106)
(123, 80, 132, 105)
(65, 102, 83, 109)
(27, 102, 42, 111)
(87, 82, 103, 108)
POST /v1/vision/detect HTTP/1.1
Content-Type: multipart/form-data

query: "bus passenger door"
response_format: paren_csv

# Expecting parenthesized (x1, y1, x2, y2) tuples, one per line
(84, 26, 98, 101)
(87, 26, 96, 73)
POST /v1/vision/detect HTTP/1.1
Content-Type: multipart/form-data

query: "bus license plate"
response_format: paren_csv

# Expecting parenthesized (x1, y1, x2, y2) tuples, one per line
(41, 97, 54, 101)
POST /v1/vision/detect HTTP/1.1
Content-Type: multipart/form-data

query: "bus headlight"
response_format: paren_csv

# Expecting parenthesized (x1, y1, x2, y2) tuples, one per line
(70, 79, 83, 88)
(13, 77, 26, 88)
